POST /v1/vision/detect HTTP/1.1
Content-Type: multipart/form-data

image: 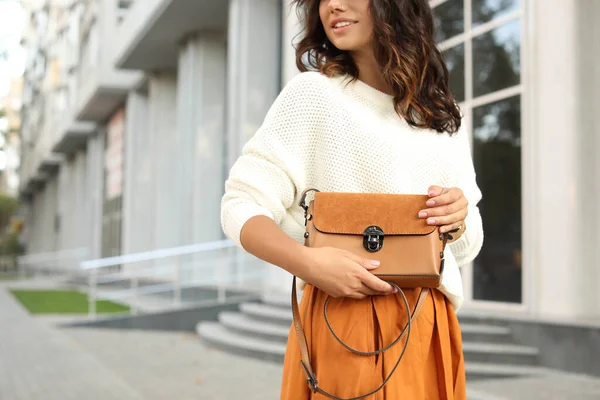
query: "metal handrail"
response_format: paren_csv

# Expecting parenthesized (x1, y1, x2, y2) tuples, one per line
(80, 239, 234, 269)
(80, 239, 270, 318)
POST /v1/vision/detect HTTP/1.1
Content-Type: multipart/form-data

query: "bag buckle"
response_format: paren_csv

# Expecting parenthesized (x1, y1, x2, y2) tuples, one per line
(300, 361, 318, 393)
(363, 226, 384, 252)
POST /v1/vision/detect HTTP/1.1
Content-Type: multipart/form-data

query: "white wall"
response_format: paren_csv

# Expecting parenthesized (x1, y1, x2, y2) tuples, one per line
(528, 0, 600, 318)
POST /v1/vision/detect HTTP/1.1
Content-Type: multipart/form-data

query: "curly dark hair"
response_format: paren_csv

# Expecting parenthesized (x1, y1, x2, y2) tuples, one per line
(292, 0, 461, 134)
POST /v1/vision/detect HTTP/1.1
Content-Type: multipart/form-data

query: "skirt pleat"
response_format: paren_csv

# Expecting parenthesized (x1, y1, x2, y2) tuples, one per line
(280, 285, 467, 399)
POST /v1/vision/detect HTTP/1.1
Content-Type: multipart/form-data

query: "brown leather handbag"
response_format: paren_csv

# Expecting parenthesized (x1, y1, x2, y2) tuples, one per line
(291, 188, 450, 399)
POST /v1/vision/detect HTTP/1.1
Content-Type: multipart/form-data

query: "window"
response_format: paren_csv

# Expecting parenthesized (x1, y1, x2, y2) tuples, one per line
(432, 0, 523, 303)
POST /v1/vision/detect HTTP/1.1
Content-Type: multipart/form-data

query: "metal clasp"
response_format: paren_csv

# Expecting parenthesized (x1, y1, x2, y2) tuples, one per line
(363, 226, 384, 252)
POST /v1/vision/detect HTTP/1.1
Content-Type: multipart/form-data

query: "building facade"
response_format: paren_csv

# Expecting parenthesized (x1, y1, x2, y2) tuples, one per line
(1, 76, 22, 197)
(17, 0, 600, 320)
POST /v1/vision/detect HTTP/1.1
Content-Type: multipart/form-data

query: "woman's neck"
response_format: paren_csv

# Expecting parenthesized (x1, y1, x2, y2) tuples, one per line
(351, 49, 392, 95)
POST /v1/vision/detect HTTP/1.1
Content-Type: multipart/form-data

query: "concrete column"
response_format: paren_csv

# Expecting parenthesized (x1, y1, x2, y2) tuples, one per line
(122, 91, 150, 254)
(281, 0, 302, 87)
(85, 131, 104, 259)
(227, 0, 292, 293)
(73, 151, 88, 252)
(55, 151, 88, 266)
(529, 0, 599, 318)
(26, 193, 38, 253)
(176, 33, 227, 246)
(40, 179, 59, 253)
(148, 73, 179, 250)
(575, 0, 600, 317)
(227, 0, 282, 169)
(27, 191, 41, 253)
(57, 162, 72, 252)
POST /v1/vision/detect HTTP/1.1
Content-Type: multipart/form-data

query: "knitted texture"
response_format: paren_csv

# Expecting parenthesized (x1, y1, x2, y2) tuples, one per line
(221, 71, 484, 310)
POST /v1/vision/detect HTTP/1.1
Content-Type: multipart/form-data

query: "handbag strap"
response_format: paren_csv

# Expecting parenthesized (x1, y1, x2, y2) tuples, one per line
(298, 188, 320, 211)
(291, 276, 429, 399)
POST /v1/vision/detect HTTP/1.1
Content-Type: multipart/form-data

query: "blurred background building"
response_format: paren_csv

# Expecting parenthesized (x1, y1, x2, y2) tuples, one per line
(10, 0, 600, 379)
(0, 75, 21, 196)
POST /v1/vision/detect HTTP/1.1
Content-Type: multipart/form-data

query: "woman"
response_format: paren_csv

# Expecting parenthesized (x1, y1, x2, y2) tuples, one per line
(221, 0, 484, 398)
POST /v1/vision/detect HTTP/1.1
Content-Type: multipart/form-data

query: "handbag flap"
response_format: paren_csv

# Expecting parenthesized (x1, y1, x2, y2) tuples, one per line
(311, 192, 436, 235)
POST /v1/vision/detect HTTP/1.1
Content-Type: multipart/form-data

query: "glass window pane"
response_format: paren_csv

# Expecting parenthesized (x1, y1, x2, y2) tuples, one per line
(443, 44, 465, 103)
(473, 0, 520, 27)
(433, 0, 464, 43)
(473, 20, 521, 98)
(472, 95, 522, 303)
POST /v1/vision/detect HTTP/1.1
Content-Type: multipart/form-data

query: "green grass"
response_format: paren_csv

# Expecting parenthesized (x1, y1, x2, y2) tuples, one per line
(10, 289, 130, 314)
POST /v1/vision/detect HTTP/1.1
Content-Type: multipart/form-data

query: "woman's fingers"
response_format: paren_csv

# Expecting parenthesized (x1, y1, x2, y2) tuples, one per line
(425, 187, 464, 207)
(427, 210, 467, 233)
(358, 284, 389, 297)
(359, 270, 395, 294)
(427, 185, 447, 197)
(439, 220, 464, 234)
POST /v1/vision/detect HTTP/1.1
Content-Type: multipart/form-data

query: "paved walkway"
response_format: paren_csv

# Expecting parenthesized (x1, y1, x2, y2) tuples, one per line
(0, 280, 282, 400)
(61, 328, 282, 400)
(468, 375, 600, 400)
(2, 278, 600, 400)
(0, 282, 144, 400)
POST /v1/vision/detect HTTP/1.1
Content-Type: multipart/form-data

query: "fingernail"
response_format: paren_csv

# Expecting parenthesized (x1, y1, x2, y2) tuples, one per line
(370, 260, 380, 266)
(426, 199, 435, 206)
(440, 227, 447, 233)
(427, 218, 436, 225)
(429, 190, 436, 196)
(418, 211, 427, 218)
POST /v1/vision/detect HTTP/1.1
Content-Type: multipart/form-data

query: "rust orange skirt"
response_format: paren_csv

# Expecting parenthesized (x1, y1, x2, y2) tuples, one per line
(280, 285, 466, 399)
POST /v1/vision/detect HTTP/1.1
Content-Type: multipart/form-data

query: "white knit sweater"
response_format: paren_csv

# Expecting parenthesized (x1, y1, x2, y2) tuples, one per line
(221, 71, 484, 311)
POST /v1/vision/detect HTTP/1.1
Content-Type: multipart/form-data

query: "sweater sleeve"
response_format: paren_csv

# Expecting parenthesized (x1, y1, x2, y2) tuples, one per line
(448, 124, 485, 266)
(220, 73, 322, 248)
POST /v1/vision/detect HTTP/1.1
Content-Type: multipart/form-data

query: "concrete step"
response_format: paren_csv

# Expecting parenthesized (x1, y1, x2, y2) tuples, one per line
(219, 311, 290, 343)
(460, 323, 513, 343)
(197, 321, 286, 363)
(465, 387, 509, 400)
(260, 293, 292, 309)
(197, 321, 552, 382)
(465, 362, 559, 381)
(455, 310, 518, 327)
(240, 302, 292, 325)
(463, 342, 539, 366)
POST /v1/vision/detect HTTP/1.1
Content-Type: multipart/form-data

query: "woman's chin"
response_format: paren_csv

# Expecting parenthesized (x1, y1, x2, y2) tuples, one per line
(332, 42, 358, 52)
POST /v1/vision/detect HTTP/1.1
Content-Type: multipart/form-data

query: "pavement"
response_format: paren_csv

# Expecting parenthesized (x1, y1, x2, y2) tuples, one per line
(0, 280, 144, 400)
(2, 278, 600, 400)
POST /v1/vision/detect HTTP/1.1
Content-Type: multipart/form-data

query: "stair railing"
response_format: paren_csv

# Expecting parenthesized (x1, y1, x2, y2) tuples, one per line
(80, 239, 274, 318)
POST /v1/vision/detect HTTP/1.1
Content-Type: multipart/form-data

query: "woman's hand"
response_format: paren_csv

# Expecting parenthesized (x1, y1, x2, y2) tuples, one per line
(418, 186, 468, 234)
(301, 247, 396, 299)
